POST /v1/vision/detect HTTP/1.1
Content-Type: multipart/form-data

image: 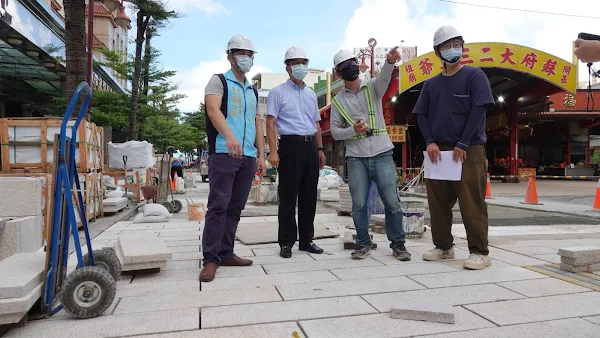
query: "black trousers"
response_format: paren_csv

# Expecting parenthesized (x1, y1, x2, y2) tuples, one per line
(171, 166, 183, 180)
(277, 135, 319, 247)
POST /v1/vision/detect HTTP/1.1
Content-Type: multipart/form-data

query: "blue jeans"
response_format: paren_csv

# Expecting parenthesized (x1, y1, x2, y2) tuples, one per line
(347, 150, 405, 249)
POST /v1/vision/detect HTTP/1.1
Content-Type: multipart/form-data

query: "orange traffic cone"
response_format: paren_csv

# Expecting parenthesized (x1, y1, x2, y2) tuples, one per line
(591, 179, 600, 211)
(520, 176, 543, 205)
(485, 173, 493, 199)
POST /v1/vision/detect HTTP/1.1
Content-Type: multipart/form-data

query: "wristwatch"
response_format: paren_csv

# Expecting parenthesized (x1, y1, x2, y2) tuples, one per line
(318, 147, 324, 151)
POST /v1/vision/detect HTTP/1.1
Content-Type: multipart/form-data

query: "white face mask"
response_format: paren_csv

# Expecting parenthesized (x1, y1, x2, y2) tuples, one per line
(235, 55, 253, 74)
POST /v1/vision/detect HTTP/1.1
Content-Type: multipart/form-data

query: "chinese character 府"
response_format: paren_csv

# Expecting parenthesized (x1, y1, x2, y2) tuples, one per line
(520, 52, 538, 70)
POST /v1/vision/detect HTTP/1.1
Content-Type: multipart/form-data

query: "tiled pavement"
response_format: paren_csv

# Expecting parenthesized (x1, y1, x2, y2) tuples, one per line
(4, 212, 600, 338)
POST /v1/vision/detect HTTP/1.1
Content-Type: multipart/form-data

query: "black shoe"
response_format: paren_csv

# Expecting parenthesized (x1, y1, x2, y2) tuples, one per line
(280, 246, 292, 258)
(299, 242, 324, 254)
(392, 244, 412, 261)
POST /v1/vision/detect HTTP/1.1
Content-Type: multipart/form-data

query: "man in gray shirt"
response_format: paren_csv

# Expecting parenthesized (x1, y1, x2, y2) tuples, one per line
(330, 47, 410, 261)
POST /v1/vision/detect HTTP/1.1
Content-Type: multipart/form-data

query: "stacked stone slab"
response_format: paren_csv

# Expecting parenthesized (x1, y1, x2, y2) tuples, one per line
(558, 246, 600, 273)
(0, 216, 44, 261)
(103, 197, 128, 213)
(0, 177, 44, 262)
(0, 252, 45, 324)
(115, 234, 172, 272)
(343, 231, 377, 250)
(338, 186, 352, 214)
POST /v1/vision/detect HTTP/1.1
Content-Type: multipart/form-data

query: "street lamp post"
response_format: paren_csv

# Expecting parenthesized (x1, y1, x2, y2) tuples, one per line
(356, 38, 378, 78)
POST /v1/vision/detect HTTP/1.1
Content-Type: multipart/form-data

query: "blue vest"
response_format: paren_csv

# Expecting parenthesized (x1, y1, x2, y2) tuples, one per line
(206, 70, 258, 158)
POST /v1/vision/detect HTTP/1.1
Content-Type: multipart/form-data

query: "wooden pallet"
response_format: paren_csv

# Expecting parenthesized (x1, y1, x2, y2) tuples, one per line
(0, 118, 104, 173)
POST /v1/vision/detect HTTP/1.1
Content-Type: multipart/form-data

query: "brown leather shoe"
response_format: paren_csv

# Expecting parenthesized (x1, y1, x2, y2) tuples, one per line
(221, 254, 253, 266)
(199, 262, 217, 282)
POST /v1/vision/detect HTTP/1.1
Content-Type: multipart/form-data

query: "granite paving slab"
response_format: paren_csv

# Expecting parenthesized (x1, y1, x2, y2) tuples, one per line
(116, 280, 199, 298)
(465, 292, 600, 325)
(299, 309, 495, 338)
(276, 276, 425, 300)
(497, 278, 591, 297)
(162, 260, 200, 271)
(417, 318, 600, 338)
(409, 267, 546, 288)
(2, 308, 199, 338)
(363, 284, 524, 313)
(201, 296, 377, 328)
(114, 285, 281, 314)
(199, 270, 339, 291)
(330, 262, 458, 280)
(129, 322, 305, 338)
(262, 257, 382, 274)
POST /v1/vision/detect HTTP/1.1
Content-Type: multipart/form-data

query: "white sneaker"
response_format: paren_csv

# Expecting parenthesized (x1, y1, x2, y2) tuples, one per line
(422, 247, 455, 261)
(463, 253, 492, 270)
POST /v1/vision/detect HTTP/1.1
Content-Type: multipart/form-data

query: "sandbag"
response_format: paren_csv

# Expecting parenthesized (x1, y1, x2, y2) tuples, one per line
(140, 203, 170, 217)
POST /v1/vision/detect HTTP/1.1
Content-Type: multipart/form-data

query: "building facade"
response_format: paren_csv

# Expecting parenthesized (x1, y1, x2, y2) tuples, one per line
(0, 0, 129, 118)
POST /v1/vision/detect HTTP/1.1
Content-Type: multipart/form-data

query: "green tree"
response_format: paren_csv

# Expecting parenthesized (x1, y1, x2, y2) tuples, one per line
(142, 115, 201, 153)
(125, 0, 179, 140)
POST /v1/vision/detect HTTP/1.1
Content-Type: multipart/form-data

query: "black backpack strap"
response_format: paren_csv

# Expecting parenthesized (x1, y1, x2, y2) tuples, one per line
(206, 74, 228, 155)
(217, 74, 228, 118)
(253, 86, 258, 100)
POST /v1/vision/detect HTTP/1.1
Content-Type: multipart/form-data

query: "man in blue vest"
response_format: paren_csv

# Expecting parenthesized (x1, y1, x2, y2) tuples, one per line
(330, 47, 411, 262)
(266, 46, 326, 258)
(200, 35, 266, 282)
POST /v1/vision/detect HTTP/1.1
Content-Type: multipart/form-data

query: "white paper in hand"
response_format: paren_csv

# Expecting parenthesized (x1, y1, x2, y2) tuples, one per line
(422, 151, 462, 181)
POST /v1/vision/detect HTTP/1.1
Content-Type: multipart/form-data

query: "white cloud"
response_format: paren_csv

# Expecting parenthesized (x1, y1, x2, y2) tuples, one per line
(171, 56, 272, 112)
(342, 0, 600, 86)
(167, 0, 229, 15)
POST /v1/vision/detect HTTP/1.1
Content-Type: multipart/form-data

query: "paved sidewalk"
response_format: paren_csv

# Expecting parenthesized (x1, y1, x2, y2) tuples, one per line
(4, 207, 600, 337)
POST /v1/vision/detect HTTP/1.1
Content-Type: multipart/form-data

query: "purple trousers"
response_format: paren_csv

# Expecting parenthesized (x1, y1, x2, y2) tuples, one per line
(202, 153, 256, 265)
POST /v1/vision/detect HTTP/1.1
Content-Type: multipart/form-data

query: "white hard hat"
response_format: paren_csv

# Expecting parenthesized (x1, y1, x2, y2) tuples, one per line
(433, 25, 462, 48)
(226, 34, 257, 54)
(333, 49, 357, 68)
(284, 46, 309, 63)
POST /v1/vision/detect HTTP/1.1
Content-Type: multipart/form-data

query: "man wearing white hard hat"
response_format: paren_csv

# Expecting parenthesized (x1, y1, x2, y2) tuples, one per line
(200, 34, 267, 281)
(330, 47, 412, 262)
(266, 46, 326, 258)
(413, 25, 495, 270)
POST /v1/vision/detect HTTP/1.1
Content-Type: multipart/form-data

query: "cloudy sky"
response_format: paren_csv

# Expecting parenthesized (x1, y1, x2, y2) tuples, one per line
(145, 0, 600, 112)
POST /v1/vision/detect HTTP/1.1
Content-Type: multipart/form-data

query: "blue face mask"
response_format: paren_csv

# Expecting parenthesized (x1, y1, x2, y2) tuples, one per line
(440, 48, 463, 65)
(291, 64, 308, 80)
(235, 55, 253, 74)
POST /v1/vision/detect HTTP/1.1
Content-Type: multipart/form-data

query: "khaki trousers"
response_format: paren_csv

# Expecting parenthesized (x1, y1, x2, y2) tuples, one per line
(424, 145, 489, 255)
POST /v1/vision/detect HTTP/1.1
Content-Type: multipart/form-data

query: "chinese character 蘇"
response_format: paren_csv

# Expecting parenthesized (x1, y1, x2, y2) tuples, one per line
(460, 47, 475, 65)
(479, 47, 494, 62)
(541, 58, 557, 76)
(500, 47, 516, 65)
(419, 58, 434, 76)
(520, 52, 538, 70)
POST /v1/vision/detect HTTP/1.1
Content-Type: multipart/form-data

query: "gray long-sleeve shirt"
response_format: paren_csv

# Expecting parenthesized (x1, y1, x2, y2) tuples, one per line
(330, 60, 395, 158)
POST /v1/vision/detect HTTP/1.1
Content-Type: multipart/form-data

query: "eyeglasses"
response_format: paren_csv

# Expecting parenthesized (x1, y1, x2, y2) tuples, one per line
(438, 40, 463, 50)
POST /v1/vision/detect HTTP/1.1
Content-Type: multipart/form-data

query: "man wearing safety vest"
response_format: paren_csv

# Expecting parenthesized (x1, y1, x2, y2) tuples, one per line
(266, 46, 326, 258)
(200, 35, 266, 282)
(330, 47, 411, 261)
(413, 25, 495, 270)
